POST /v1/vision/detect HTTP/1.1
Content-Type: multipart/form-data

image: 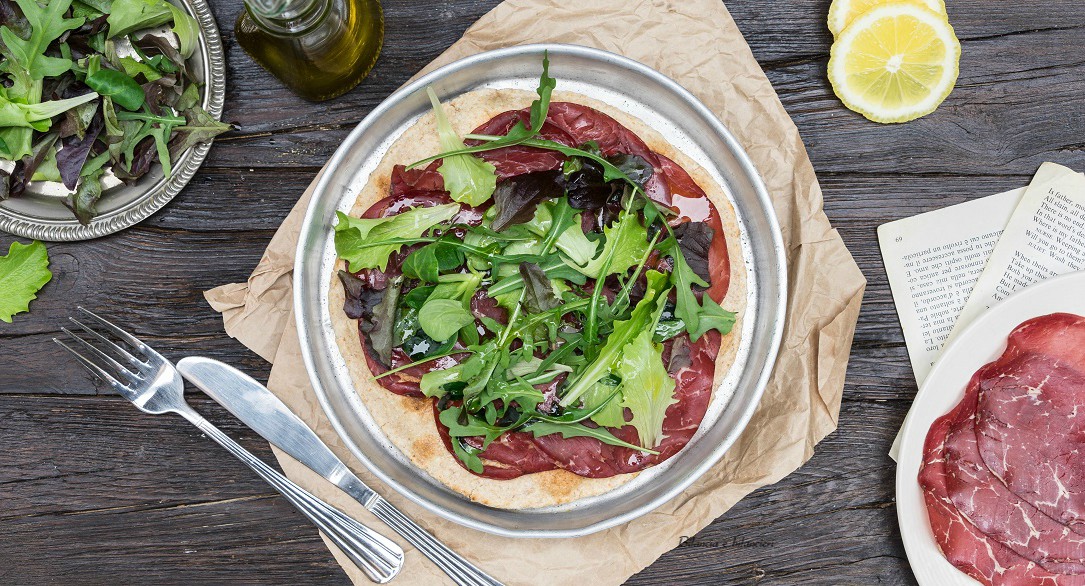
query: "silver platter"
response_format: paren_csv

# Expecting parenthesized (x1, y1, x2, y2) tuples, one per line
(0, 0, 226, 241)
(295, 44, 786, 538)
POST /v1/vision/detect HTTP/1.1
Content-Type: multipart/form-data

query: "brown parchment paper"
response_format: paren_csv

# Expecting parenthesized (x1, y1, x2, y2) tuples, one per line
(204, 0, 867, 583)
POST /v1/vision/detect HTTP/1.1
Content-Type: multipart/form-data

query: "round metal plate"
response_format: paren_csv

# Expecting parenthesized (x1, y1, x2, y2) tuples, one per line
(295, 44, 787, 538)
(0, 0, 226, 241)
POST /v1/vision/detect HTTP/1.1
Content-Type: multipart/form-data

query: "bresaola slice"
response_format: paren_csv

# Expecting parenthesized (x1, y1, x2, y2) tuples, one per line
(975, 315, 1085, 534)
(920, 313, 1085, 585)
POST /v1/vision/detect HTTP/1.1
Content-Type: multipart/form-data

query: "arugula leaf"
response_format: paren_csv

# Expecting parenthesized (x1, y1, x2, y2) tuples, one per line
(411, 53, 555, 170)
(333, 203, 459, 272)
(418, 298, 473, 342)
(573, 208, 648, 278)
(559, 270, 671, 407)
(618, 320, 677, 448)
(169, 106, 232, 156)
(425, 87, 496, 206)
(0, 92, 99, 131)
(0, 0, 83, 82)
(0, 240, 51, 323)
(524, 420, 656, 454)
(487, 256, 586, 299)
(660, 236, 736, 341)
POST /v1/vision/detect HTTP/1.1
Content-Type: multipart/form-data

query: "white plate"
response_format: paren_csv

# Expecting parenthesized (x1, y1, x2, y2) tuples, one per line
(895, 270, 1085, 585)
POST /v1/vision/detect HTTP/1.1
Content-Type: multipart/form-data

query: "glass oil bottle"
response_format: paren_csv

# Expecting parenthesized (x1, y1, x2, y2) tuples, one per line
(235, 0, 383, 101)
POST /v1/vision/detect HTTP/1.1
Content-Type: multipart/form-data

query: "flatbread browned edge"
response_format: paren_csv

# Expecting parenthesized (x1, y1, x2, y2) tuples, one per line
(327, 89, 747, 508)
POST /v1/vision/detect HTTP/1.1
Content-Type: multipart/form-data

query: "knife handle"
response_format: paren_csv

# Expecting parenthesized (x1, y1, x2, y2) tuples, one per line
(176, 406, 404, 584)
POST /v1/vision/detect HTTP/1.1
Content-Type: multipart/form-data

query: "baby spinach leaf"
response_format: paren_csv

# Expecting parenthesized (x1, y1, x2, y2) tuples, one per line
(523, 420, 656, 454)
(401, 238, 464, 283)
(418, 298, 473, 342)
(0, 240, 51, 323)
(85, 68, 144, 110)
(334, 203, 459, 272)
(609, 153, 654, 187)
(426, 87, 496, 206)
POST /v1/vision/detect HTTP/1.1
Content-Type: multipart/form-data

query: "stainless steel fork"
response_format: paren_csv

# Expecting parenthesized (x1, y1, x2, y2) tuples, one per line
(55, 307, 404, 584)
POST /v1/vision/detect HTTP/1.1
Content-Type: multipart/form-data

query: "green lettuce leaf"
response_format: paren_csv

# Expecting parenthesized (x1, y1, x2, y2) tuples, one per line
(618, 324, 678, 449)
(0, 92, 100, 131)
(580, 377, 626, 428)
(572, 209, 648, 278)
(522, 198, 597, 266)
(333, 203, 459, 272)
(165, 3, 199, 59)
(426, 87, 496, 206)
(0, 240, 51, 323)
(559, 270, 670, 407)
(107, 0, 173, 38)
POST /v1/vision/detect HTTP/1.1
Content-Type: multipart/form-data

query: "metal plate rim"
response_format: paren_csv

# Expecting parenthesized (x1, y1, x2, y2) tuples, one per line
(295, 43, 787, 538)
(0, 0, 226, 242)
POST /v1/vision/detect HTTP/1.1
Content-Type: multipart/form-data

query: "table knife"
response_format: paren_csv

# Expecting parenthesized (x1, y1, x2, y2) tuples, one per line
(176, 356, 503, 586)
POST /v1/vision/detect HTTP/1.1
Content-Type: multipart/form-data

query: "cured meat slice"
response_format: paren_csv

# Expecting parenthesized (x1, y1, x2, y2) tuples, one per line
(943, 412, 1085, 575)
(920, 313, 1085, 585)
(920, 386, 1080, 586)
(432, 400, 557, 480)
(974, 314, 1085, 534)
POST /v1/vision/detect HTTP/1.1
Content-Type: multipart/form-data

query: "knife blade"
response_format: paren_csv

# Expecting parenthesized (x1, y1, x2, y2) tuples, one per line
(176, 356, 503, 586)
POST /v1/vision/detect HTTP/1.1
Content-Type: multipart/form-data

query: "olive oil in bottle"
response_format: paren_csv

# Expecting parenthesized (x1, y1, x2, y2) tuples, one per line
(235, 0, 383, 102)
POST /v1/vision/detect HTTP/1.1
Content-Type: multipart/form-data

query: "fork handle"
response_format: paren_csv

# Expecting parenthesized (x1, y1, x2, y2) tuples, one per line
(341, 477, 503, 586)
(177, 408, 404, 584)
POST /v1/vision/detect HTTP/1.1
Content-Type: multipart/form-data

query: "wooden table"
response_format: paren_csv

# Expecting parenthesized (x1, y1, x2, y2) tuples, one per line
(3, 0, 1084, 583)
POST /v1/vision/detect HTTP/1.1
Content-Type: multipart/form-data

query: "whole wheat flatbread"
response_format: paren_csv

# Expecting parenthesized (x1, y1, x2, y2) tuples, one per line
(328, 89, 747, 508)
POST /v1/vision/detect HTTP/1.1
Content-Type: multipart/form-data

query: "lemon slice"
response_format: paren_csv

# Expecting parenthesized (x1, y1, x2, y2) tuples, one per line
(828, 2, 961, 123)
(827, 0, 947, 36)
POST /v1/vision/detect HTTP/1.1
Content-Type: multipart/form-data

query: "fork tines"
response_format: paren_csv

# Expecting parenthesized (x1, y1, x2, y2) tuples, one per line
(54, 307, 149, 390)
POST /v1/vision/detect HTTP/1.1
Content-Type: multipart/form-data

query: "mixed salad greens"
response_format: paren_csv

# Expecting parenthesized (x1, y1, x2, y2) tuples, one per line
(0, 0, 231, 223)
(334, 57, 736, 473)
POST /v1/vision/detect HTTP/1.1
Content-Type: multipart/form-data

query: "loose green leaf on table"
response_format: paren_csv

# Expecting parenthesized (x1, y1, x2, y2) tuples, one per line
(0, 240, 52, 323)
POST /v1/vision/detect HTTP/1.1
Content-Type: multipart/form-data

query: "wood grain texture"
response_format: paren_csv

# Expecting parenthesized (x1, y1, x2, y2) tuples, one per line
(2, 0, 1085, 583)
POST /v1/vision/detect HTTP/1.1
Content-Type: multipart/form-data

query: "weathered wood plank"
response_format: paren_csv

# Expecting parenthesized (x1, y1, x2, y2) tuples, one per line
(1, 395, 908, 585)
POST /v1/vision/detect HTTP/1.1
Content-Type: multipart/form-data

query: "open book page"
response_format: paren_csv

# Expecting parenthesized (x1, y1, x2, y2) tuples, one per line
(947, 162, 1085, 343)
(878, 189, 1023, 385)
(880, 189, 1023, 460)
